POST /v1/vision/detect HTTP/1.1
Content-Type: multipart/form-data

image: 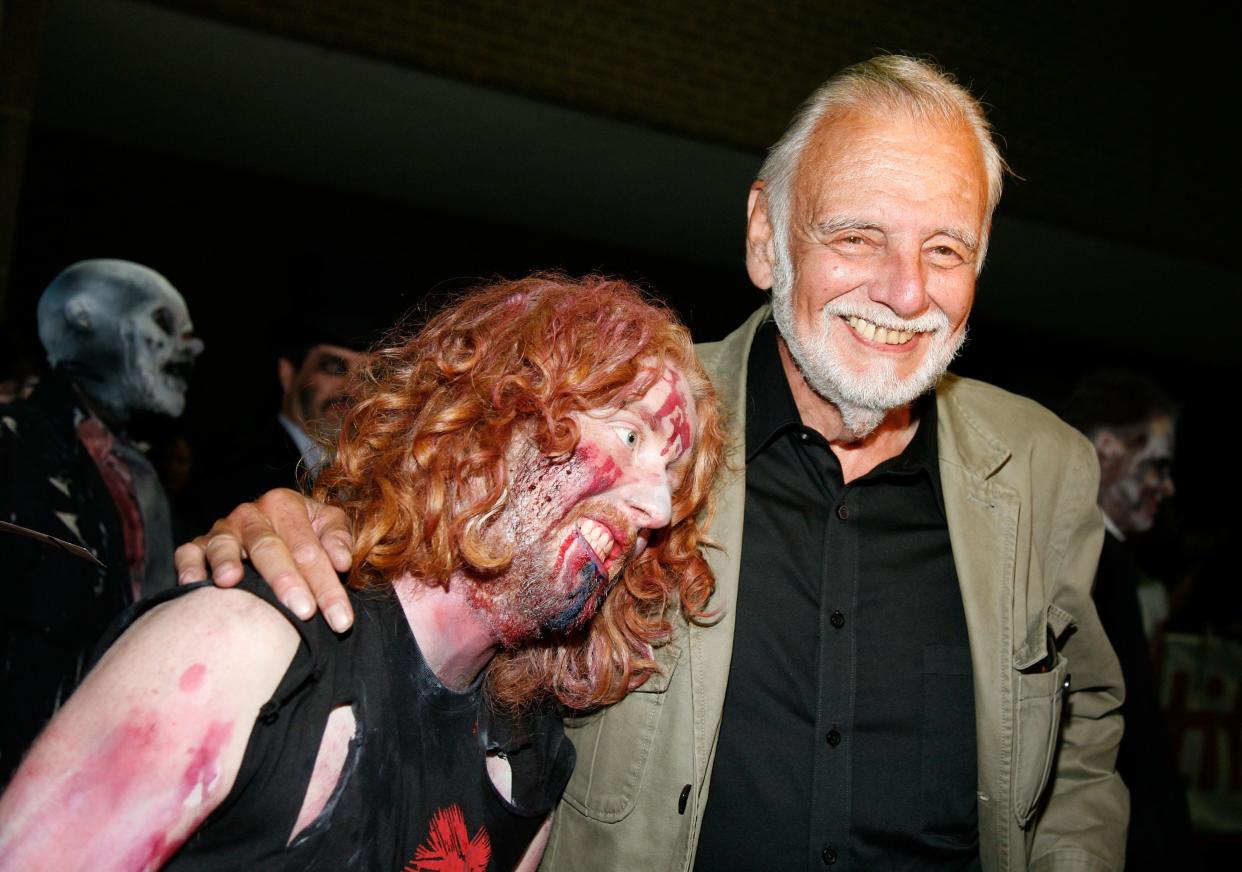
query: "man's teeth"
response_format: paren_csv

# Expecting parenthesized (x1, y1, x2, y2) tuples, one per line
(845, 316, 915, 345)
(578, 518, 615, 565)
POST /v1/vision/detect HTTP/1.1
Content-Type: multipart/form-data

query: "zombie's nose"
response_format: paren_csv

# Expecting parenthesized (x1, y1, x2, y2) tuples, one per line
(625, 481, 673, 530)
(184, 336, 205, 358)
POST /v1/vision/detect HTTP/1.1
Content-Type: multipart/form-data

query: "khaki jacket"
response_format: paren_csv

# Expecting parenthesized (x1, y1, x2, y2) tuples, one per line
(543, 308, 1127, 871)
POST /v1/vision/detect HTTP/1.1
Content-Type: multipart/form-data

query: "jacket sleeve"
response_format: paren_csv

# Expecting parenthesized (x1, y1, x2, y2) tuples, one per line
(1027, 435, 1128, 871)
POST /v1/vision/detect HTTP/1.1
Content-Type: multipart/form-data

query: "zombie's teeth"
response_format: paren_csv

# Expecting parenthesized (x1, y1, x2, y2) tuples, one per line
(577, 518, 614, 565)
(845, 315, 916, 345)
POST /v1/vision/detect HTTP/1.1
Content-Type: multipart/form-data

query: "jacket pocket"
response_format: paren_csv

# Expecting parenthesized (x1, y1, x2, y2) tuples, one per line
(1011, 605, 1074, 827)
(560, 640, 683, 822)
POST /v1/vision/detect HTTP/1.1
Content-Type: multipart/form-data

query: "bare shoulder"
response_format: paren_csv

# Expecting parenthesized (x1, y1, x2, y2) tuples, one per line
(0, 585, 301, 868)
(117, 583, 299, 658)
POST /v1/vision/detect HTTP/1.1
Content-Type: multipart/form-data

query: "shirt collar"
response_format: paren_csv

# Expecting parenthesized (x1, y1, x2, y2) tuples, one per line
(278, 413, 326, 472)
(743, 317, 946, 508)
(744, 318, 806, 461)
(1102, 512, 1126, 541)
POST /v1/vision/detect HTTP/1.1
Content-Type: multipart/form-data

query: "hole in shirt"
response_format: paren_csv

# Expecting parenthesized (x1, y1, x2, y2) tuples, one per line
(486, 749, 514, 805)
(288, 704, 357, 845)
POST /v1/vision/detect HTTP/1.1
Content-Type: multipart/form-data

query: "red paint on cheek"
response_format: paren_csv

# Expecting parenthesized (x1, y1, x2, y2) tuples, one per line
(576, 444, 622, 493)
(179, 662, 206, 692)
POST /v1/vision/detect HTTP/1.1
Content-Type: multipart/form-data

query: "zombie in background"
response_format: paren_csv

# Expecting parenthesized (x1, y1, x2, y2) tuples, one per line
(0, 275, 724, 871)
(1062, 371, 1195, 870)
(0, 259, 203, 784)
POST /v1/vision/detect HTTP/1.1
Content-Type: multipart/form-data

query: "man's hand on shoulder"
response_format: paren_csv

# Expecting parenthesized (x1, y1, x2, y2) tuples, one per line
(174, 488, 357, 631)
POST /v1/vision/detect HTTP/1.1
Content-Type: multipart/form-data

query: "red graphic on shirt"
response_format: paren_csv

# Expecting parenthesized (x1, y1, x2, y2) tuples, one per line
(404, 804, 491, 872)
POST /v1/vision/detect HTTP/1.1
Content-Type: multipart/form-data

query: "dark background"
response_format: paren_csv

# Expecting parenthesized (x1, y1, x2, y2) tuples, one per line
(1, 0, 1236, 562)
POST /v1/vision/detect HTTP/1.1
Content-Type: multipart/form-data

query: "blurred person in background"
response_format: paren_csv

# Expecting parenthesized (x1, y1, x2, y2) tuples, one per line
(1063, 369, 1195, 870)
(0, 259, 203, 784)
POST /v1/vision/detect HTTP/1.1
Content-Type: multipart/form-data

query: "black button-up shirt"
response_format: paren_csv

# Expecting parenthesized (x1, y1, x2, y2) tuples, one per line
(694, 320, 980, 871)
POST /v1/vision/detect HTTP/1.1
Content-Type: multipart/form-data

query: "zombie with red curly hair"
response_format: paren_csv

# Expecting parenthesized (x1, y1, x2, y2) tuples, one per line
(0, 275, 724, 872)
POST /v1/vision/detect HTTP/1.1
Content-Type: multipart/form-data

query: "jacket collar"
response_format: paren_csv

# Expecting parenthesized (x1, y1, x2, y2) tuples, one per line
(935, 373, 1013, 481)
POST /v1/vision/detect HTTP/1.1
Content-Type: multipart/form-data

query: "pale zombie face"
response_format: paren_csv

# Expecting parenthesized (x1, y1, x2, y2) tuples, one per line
(470, 365, 697, 646)
(765, 111, 987, 437)
(118, 283, 204, 417)
(44, 261, 205, 419)
(1099, 415, 1176, 535)
(281, 344, 369, 439)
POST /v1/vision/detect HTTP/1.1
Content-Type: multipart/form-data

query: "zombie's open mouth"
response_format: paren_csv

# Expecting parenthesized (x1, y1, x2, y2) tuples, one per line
(162, 360, 195, 381)
(576, 517, 631, 578)
(574, 526, 608, 580)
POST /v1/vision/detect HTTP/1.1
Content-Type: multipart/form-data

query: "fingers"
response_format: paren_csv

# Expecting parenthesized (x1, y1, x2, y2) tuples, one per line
(174, 520, 247, 587)
(173, 540, 210, 585)
(308, 502, 355, 573)
(255, 489, 356, 632)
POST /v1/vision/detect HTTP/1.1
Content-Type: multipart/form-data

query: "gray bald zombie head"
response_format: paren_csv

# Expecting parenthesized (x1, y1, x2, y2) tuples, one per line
(37, 259, 204, 420)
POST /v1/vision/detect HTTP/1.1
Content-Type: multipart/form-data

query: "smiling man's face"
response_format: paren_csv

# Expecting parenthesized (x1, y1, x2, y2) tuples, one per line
(755, 109, 988, 437)
(469, 365, 698, 646)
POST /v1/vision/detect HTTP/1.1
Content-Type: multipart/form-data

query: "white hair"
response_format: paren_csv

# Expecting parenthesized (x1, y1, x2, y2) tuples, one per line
(759, 55, 1009, 276)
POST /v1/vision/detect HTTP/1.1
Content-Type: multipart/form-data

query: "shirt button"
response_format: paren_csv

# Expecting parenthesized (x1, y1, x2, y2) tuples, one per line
(822, 845, 838, 865)
(836, 504, 849, 520)
(826, 729, 841, 747)
(830, 610, 845, 629)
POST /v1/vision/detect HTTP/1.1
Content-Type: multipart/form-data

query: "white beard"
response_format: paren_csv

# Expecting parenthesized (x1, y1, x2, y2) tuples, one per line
(769, 244, 966, 441)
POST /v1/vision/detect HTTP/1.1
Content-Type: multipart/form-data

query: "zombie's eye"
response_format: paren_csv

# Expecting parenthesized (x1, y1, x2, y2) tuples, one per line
(152, 307, 176, 335)
(615, 427, 639, 448)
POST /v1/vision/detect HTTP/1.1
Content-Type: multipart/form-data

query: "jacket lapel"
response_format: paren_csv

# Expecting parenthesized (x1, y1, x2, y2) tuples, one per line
(690, 307, 768, 787)
(936, 374, 1019, 871)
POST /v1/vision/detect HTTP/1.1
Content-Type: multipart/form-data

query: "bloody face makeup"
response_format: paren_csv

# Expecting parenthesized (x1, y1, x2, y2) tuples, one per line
(466, 365, 697, 646)
(1099, 415, 1176, 535)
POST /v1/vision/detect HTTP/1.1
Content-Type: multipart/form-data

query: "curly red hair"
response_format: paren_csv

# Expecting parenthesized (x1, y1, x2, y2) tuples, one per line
(314, 274, 724, 712)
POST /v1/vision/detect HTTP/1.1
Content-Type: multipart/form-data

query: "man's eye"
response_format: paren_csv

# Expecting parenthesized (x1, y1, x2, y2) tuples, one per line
(616, 427, 639, 448)
(320, 355, 349, 375)
(927, 244, 965, 264)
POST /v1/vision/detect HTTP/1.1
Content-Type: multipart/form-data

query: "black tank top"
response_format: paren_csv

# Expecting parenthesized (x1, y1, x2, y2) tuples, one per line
(108, 572, 575, 871)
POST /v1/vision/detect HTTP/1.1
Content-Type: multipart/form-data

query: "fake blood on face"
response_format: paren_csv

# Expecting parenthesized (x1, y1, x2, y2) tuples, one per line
(474, 439, 631, 644)
(469, 364, 696, 647)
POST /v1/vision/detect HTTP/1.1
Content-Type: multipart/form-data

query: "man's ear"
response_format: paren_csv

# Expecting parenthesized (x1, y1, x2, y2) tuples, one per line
(745, 182, 776, 291)
(1092, 429, 1127, 479)
(63, 296, 96, 335)
(277, 357, 296, 395)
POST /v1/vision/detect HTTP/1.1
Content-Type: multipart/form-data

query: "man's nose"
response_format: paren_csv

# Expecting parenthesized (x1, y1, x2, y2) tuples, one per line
(870, 250, 929, 319)
(623, 478, 673, 531)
